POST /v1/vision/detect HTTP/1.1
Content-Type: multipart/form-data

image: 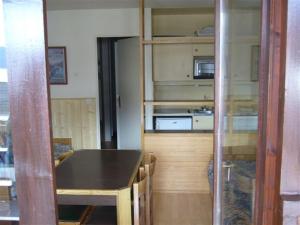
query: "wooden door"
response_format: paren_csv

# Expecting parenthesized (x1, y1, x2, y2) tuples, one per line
(214, 0, 292, 225)
(115, 37, 141, 149)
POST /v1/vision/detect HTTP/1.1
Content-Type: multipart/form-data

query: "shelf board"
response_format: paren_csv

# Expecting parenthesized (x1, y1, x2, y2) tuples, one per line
(143, 36, 214, 45)
(144, 100, 214, 106)
(142, 35, 259, 45)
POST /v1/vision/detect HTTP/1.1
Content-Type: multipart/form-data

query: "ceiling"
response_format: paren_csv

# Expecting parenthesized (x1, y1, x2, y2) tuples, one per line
(47, 0, 260, 11)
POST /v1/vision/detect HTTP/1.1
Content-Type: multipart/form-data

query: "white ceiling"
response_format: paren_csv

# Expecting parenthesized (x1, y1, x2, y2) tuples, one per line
(47, 0, 260, 11)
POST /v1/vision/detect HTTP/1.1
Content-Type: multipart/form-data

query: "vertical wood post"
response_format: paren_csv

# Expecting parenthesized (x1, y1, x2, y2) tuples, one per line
(4, 0, 58, 224)
(139, 0, 145, 149)
(255, 0, 287, 224)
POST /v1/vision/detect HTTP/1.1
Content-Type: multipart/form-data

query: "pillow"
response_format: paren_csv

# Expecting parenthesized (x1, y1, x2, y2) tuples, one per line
(53, 143, 72, 160)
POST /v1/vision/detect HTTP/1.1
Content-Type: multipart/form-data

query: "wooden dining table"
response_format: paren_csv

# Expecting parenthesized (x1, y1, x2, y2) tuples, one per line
(56, 149, 143, 225)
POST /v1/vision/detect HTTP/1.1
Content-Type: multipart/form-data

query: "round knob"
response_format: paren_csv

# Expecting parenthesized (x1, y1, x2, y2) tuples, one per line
(187, 74, 190, 77)
(195, 48, 198, 52)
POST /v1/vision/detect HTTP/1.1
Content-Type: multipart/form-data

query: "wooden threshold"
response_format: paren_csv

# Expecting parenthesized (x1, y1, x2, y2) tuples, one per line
(143, 36, 214, 45)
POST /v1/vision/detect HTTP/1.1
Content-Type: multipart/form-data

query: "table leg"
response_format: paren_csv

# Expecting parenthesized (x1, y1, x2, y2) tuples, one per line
(117, 187, 132, 225)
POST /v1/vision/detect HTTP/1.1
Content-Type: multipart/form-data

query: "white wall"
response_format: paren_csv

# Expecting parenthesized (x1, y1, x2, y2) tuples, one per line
(47, 9, 139, 147)
(47, 9, 139, 98)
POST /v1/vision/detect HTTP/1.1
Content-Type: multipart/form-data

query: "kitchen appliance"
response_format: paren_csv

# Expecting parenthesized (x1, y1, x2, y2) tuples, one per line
(154, 116, 192, 130)
(194, 56, 215, 79)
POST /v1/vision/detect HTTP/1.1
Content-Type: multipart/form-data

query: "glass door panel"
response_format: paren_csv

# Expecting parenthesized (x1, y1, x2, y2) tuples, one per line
(0, 0, 19, 222)
(214, 0, 261, 224)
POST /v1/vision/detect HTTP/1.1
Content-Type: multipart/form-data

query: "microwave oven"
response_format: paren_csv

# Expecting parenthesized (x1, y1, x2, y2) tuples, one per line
(194, 56, 215, 79)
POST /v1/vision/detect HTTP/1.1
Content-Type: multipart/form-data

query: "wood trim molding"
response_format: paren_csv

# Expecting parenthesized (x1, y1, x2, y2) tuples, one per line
(254, 0, 288, 224)
(281, 195, 300, 202)
(57, 189, 118, 196)
(139, 0, 145, 149)
(4, 0, 58, 224)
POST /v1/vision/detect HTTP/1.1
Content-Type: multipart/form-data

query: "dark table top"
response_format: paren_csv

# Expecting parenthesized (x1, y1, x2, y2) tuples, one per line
(56, 150, 142, 191)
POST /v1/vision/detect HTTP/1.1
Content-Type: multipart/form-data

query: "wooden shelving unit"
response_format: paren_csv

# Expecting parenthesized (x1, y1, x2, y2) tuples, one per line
(139, 0, 216, 145)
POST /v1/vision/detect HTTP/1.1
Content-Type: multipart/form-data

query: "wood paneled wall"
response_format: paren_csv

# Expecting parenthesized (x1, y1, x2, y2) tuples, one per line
(51, 98, 97, 150)
(144, 133, 213, 193)
(144, 132, 257, 194)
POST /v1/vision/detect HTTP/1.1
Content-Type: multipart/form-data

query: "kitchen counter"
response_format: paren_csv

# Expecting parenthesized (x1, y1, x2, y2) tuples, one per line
(145, 129, 213, 133)
(153, 113, 194, 117)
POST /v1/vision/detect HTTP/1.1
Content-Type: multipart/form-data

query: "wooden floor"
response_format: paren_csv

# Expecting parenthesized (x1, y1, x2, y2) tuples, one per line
(154, 193, 212, 225)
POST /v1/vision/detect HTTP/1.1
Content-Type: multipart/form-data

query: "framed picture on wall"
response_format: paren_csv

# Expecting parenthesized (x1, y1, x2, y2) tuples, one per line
(48, 47, 68, 84)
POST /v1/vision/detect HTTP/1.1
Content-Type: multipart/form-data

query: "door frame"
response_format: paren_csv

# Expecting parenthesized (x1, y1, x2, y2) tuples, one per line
(3, 0, 290, 224)
(254, 0, 287, 224)
(213, 0, 288, 225)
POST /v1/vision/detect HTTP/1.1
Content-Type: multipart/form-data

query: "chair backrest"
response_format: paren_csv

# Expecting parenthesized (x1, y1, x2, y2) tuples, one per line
(139, 167, 146, 181)
(144, 152, 157, 168)
(133, 171, 147, 225)
(144, 153, 156, 225)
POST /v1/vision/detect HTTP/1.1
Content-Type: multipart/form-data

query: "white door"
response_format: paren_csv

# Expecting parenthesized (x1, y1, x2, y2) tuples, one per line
(115, 37, 141, 149)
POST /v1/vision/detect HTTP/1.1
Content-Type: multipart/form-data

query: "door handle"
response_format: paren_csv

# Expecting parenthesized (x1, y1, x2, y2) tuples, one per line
(117, 96, 121, 108)
(223, 163, 234, 182)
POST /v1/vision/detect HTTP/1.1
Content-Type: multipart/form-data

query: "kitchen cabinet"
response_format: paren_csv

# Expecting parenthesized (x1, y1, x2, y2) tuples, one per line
(193, 115, 214, 130)
(230, 43, 253, 81)
(192, 44, 214, 56)
(230, 81, 259, 99)
(153, 43, 214, 82)
(153, 44, 193, 81)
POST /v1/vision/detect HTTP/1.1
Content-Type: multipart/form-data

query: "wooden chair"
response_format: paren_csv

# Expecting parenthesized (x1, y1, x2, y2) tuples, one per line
(142, 153, 156, 225)
(133, 168, 147, 225)
(84, 172, 147, 225)
(143, 152, 157, 167)
(53, 138, 74, 166)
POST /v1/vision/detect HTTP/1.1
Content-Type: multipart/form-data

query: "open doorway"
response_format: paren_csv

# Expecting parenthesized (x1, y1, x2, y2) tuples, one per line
(97, 37, 118, 149)
(97, 37, 141, 150)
